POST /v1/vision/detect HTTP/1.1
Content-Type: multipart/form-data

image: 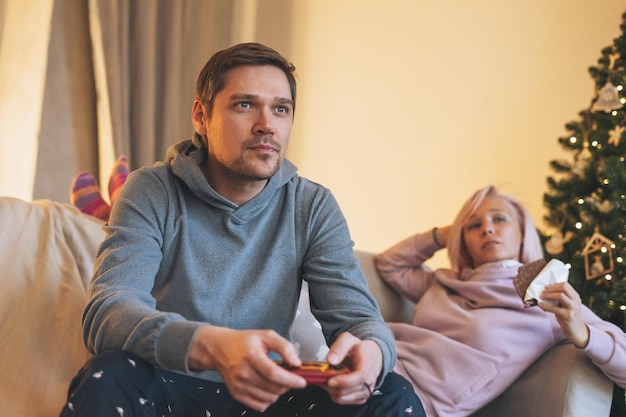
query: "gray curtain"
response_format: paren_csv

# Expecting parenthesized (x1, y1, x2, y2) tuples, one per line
(32, 0, 232, 203)
(33, 0, 98, 203)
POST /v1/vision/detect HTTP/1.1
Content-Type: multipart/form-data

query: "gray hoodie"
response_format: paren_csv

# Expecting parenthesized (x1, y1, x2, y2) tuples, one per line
(83, 134, 396, 383)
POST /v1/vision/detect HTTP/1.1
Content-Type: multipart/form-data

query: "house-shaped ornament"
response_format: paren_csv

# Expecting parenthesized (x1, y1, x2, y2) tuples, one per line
(582, 231, 615, 280)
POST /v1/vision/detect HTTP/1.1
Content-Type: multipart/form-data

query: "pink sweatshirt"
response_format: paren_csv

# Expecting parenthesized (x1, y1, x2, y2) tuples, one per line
(375, 231, 626, 417)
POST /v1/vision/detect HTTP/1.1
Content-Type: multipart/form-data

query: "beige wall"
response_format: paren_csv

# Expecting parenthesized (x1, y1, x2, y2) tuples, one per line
(254, 0, 624, 268)
(3, 1, 623, 270)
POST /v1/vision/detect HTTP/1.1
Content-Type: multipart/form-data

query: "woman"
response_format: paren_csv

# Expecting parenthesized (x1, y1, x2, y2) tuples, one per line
(375, 185, 626, 417)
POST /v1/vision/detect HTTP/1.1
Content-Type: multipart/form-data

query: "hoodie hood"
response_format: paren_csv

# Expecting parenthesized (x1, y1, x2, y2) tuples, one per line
(164, 134, 298, 222)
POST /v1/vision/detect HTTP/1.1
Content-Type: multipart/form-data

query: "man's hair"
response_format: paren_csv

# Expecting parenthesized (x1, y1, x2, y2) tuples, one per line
(447, 185, 544, 271)
(195, 42, 297, 116)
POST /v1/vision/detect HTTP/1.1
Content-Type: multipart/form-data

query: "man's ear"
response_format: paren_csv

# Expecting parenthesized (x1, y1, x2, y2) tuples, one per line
(191, 100, 207, 135)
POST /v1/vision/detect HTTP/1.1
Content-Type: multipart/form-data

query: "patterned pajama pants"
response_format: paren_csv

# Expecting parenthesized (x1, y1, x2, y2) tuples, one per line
(59, 351, 425, 417)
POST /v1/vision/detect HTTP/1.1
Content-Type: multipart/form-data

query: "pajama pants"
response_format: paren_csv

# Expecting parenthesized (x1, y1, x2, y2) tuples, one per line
(59, 351, 425, 417)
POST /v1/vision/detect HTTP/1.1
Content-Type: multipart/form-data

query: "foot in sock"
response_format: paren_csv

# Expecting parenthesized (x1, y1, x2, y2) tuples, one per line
(70, 172, 111, 221)
(108, 155, 129, 206)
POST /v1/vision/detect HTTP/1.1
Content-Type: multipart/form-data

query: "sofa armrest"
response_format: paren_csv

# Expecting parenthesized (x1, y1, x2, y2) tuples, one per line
(470, 343, 613, 417)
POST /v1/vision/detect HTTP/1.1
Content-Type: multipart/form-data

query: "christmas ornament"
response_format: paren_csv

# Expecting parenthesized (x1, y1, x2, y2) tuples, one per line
(581, 231, 614, 280)
(591, 81, 623, 113)
(585, 196, 615, 213)
(544, 229, 574, 255)
(585, 190, 615, 214)
(608, 125, 626, 146)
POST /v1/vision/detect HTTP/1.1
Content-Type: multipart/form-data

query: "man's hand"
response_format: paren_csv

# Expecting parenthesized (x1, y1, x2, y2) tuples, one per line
(322, 332, 383, 405)
(188, 326, 306, 412)
(539, 282, 590, 348)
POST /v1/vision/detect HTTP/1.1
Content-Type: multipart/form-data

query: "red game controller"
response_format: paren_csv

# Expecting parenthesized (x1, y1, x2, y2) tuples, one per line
(277, 361, 348, 384)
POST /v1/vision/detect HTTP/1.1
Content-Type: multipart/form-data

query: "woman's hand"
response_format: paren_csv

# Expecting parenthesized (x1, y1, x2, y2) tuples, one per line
(539, 282, 590, 348)
(434, 225, 452, 248)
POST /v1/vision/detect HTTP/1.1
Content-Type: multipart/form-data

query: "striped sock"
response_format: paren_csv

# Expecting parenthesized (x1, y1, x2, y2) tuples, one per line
(108, 155, 129, 206)
(70, 172, 111, 221)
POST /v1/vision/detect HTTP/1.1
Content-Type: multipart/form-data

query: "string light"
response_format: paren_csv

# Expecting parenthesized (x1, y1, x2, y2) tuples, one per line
(570, 136, 577, 144)
(575, 222, 582, 229)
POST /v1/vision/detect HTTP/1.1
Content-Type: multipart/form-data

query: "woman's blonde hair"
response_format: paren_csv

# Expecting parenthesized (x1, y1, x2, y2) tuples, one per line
(447, 185, 544, 272)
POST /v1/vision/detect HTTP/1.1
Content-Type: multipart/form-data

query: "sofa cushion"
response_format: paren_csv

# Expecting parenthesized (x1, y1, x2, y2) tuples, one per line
(292, 281, 330, 361)
(0, 197, 105, 416)
(291, 250, 414, 361)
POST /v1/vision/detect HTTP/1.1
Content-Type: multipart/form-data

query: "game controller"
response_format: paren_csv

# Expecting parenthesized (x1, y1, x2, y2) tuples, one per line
(278, 361, 348, 384)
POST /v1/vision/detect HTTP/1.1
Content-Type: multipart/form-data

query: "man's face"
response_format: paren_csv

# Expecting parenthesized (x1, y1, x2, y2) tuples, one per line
(198, 65, 294, 183)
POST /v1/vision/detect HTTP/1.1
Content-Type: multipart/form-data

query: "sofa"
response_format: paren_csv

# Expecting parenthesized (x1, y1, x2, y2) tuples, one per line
(0, 196, 614, 416)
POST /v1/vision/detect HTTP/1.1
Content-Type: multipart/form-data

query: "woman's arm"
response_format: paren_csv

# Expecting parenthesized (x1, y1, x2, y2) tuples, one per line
(374, 227, 450, 303)
(540, 282, 626, 388)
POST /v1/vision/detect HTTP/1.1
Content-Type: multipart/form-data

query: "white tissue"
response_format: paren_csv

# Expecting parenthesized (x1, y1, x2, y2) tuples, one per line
(524, 258, 569, 307)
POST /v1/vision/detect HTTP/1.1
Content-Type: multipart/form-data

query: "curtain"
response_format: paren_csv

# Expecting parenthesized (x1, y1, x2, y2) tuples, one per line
(0, 0, 233, 203)
(0, 0, 57, 202)
(87, 0, 233, 182)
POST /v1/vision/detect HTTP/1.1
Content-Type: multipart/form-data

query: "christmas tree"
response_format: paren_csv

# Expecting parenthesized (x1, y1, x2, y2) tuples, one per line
(542, 10, 626, 416)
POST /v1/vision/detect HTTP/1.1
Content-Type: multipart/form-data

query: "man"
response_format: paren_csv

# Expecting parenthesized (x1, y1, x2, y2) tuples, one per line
(60, 42, 424, 417)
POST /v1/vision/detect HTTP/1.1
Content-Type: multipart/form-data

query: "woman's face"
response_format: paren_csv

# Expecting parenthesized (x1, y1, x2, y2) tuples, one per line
(462, 196, 523, 268)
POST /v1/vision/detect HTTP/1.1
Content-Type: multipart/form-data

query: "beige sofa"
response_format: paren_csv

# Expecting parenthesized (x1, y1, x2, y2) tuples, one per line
(0, 196, 614, 416)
